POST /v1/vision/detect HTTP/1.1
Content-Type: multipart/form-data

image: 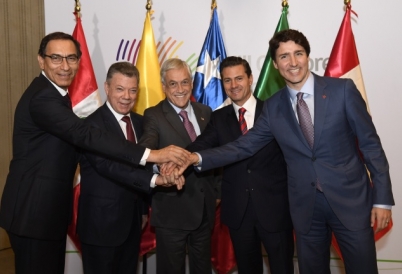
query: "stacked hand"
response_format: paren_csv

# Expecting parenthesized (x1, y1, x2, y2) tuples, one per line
(148, 145, 192, 167)
(155, 170, 185, 190)
(159, 153, 200, 176)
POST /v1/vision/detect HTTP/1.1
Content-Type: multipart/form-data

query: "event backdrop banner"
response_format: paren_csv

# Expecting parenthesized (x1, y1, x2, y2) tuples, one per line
(44, 0, 402, 273)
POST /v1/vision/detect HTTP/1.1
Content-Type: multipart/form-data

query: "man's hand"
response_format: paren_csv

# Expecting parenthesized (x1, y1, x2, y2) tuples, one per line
(371, 207, 392, 233)
(155, 172, 185, 190)
(141, 215, 148, 230)
(148, 145, 191, 167)
(176, 152, 200, 175)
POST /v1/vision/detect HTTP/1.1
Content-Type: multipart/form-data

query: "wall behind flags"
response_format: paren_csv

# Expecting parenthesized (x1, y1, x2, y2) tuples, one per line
(45, 0, 402, 273)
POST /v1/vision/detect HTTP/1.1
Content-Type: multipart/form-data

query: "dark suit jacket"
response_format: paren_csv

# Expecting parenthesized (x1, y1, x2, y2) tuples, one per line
(199, 74, 394, 234)
(77, 104, 153, 246)
(139, 99, 219, 230)
(0, 74, 147, 241)
(188, 98, 292, 232)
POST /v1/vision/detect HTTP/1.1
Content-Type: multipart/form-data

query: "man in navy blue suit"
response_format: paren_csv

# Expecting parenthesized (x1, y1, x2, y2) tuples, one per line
(182, 29, 394, 274)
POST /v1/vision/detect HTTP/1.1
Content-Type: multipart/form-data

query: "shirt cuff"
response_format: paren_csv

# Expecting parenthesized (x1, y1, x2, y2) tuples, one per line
(150, 174, 158, 188)
(140, 148, 151, 166)
(194, 152, 202, 171)
(373, 204, 392, 210)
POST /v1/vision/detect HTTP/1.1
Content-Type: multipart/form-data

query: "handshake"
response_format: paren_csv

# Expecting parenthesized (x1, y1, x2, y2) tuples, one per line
(148, 145, 200, 190)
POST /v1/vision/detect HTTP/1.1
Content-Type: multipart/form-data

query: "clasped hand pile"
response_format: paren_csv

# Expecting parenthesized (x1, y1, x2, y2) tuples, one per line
(149, 145, 200, 190)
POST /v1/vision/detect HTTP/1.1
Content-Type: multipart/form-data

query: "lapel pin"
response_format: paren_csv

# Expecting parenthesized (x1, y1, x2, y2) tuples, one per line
(201, 117, 205, 120)
(322, 95, 327, 99)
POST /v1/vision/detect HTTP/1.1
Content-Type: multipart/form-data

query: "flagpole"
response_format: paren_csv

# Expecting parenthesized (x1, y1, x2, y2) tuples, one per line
(74, 0, 81, 18)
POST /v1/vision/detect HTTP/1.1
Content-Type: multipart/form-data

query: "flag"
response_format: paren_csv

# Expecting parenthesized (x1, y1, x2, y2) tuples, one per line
(254, 5, 289, 101)
(67, 13, 102, 252)
(192, 5, 228, 110)
(192, 3, 235, 273)
(324, 3, 393, 259)
(136, 8, 163, 256)
(134, 9, 164, 115)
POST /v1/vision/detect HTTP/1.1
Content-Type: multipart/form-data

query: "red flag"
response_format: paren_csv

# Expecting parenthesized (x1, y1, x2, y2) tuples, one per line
(211, 205, 236, 274)
(139, 208, 156, 256)
(324, 3, 393, 259)
(67, 12, 102, 252)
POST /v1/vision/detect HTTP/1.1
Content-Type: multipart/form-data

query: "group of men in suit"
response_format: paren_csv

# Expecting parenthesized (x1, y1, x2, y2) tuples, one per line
(0, 28, 394, 274)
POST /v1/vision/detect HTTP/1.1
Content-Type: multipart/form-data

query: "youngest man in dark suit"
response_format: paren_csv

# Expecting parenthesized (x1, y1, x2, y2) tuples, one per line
(78, 62, 182, 274)
(188, 56, 294, 273)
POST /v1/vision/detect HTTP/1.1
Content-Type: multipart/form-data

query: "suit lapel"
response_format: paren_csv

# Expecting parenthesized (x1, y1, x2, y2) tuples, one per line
(100, 104, 126, 140)
(162, 99, 192, 143)
(226, 106, 242, 138)
(279, 88, 312, 149)
(192, 102, 208, 132)
(312, 74, 329, 150)
(130, 113, 142, 141)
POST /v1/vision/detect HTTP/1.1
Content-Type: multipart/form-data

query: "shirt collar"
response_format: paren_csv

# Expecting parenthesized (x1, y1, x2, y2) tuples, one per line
(231, 95, 257, 114)
(106, 101, 127, 121)
(287, 72, 315, 100)
(41, 71, 68, 96)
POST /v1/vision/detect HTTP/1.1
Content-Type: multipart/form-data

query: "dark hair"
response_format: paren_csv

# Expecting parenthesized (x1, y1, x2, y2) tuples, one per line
(38, 32, 82, 59)
(269, 29, 310, 60)
(106, 62, 140, 85)
(160, 58, 192, 85)
(220, 56, 252, 78)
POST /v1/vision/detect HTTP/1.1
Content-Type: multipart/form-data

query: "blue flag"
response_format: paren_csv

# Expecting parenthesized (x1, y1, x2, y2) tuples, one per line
(192, 7, 227, 110)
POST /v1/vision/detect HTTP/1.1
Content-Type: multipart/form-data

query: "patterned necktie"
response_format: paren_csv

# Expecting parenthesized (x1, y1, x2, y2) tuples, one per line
(179, 110, 197, 142)
(296, 92, 323, 191)
(238, 107, 248, 135)
(121, 116, 136, 143)
(296, 92, 314, 149)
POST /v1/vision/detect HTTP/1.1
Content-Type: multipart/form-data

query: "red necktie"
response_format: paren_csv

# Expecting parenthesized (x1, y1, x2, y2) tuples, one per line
(238, 107, 248, 135)
(179, 110, 197, 142)
(121, 116, 136, 143)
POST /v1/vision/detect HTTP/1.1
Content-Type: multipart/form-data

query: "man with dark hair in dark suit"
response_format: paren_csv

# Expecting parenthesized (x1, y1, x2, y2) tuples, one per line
(187, 56, 294, 274)
(0, 32, 188, 274)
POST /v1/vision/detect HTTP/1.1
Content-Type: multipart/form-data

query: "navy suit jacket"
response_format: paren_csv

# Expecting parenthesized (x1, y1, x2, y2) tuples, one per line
(199, 74, 394, 234)
(0, 74, 147, 241)
(139, 99, 219, 230)
(188, 98, 292, 232)
(77, 104, 153, 246)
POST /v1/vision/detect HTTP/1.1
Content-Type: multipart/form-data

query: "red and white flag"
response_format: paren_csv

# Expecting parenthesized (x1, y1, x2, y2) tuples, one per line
(324, 3, 393, 259)
(67, 12, 102, 252)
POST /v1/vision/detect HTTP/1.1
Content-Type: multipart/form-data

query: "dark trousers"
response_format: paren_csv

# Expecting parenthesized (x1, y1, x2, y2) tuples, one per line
(229, 199, 294, 274)
(155, 206, 211, 274)
(81, 205, 142, 274)
(8, 232, 67, 274)
(295, 191, 378, 274)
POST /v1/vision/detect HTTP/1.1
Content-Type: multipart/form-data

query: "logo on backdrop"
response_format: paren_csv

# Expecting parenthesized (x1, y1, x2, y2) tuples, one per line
(115, 38, 328, 74)
(115, 37, 199, 73)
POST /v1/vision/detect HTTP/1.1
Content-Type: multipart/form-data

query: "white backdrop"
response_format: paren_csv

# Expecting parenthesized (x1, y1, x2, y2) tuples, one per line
(45, 0, 402, 273)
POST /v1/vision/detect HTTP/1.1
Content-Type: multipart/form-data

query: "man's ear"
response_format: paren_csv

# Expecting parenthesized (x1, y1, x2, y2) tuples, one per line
(38, 55, 45, 70)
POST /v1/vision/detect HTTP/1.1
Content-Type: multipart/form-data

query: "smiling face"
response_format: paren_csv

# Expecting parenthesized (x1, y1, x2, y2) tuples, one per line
(273, 40, 310, 91)
(37, 39, 80, 90)
(221, 65, 253, 106)
(105, 72, 138, 115)
(162, 67, 192, 109)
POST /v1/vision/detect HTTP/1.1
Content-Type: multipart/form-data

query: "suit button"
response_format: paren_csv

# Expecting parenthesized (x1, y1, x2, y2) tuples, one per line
(246, 189, 249, 192)
(311, 157, 316, 161)
(311, 182, 315, 187)
(200, 188, 204, 192)
(247, 169, 251, 173)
